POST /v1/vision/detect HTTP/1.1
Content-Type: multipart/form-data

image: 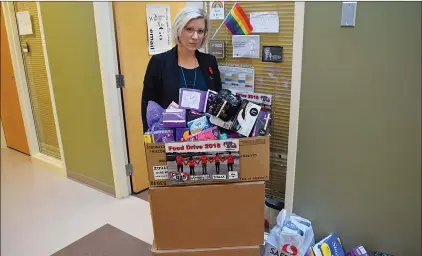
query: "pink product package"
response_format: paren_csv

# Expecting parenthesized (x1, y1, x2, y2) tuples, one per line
(187, 126, 220, 141)
(346, 245, 369, 256)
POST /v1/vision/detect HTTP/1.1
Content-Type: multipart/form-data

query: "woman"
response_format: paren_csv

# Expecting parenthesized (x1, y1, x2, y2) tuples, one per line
(142, 8, 222, 130)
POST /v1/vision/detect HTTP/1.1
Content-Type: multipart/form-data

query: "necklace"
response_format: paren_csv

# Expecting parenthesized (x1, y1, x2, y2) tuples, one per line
(180, 59, 198, 89)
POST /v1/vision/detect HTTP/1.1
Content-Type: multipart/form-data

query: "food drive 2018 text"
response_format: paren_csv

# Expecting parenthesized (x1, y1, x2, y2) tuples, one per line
(167, 143, 221, 151)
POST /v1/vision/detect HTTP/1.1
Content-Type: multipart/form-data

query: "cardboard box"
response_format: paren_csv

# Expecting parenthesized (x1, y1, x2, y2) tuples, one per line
(151, 245, 261, 256)
(149, 182, 265, 250)
(146, 136, 269, 187)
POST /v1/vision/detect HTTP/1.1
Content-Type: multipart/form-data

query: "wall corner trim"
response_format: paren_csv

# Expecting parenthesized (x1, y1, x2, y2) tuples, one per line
(285, 1, 305, 213)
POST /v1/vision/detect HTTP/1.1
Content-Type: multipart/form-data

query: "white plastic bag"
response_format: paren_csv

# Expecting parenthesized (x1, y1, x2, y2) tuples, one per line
(264, 209, 315, 256)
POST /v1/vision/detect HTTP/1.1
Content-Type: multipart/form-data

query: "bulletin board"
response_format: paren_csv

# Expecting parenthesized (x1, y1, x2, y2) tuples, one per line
(206, 2, 295, 201)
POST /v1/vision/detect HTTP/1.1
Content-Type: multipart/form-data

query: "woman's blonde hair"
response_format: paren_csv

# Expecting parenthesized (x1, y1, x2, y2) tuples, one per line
(172, 7, 209, 48)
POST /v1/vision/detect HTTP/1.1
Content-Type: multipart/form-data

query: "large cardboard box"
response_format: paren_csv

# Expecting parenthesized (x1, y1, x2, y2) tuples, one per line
(146, 136, 269, 187)
(149, 182, 265, 250)
(151, 245, 261, 256)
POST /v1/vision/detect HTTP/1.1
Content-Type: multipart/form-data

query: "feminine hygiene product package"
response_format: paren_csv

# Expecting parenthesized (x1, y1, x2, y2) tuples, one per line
(345, 245, 369, 256)
(309, 234, 345, 256)
(252, 109, 272, 137)
(186, 110, 204, 122)
(144, 129, 175, 143)
(187, 116, 210, 134)
(146, 101, 165, 131)
(175, 128, 189, 142)
(162, 109, 186, 128)
(178, 88, 207, 112)
(187, 126, 220, 141)
(205, 89, 242, 121)
(232, 100, 261, 137)
(264, 209, 315, 256)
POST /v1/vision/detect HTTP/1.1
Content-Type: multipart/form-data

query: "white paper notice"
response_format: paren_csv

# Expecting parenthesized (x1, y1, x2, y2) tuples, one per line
(219, 65, 254, 92)
(153, 166, 169, 180)
(250, 12, 279, 33)
(16, 11, 33, 35)
(232, 35, 260, 59)
(210, 1, 225, 20)
(146, 4, 172, 55)
(180, 90, 201, 110)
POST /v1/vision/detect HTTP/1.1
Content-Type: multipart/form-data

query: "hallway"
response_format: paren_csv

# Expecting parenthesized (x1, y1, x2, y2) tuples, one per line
(1, 148, 153, 256)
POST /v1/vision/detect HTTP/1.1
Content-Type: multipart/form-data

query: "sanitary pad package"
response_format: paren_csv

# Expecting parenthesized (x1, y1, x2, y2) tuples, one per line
(187, 116, 210, 135)
(310, 234, 345, 256)
(175, 128, 190, 142)
(179, 88, 207, 112)
(205, 89, 242, 121)
(232, 100, 261, 137)
(252, 109, 272, 137)
(345, 245, 369, 256)
(187, 126, 220, 141)
(145, 129, 175, 143)
(146, 101, 165, 131)
(162, 109, 186, 128)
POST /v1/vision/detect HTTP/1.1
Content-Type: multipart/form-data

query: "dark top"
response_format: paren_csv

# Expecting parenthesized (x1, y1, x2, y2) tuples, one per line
(179, 66, 207, 91)
(142, 46, 222, 131)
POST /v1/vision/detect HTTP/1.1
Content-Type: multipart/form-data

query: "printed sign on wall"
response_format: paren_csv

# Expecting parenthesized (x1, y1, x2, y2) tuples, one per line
(262, 46, 283, 63)
(146, 4, 172, 55)
(210, 1, 225, 20)
(210, 40, 225, 59)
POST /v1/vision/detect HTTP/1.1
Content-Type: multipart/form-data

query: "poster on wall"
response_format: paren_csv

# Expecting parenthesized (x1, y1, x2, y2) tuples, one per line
(146, 4, 172, 55)
(262, 46, 283, 63)
(219, 65, 254, 92)
(210, 1, 225, 20)
(16, 11, 33, 35)
(164, 139, 240, 184)
(232, 35, 260, 59)
(250, 12, 279, 33)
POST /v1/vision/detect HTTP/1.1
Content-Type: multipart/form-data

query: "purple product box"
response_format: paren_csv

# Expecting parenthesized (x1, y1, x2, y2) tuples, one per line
(252, 109, 272, 137)
(178, 88, 207, 112)
(175, 128, 189, 142)
(163, 109, 186, 128)
(151, 129, 175, 143)
(345, 245, 369, 256)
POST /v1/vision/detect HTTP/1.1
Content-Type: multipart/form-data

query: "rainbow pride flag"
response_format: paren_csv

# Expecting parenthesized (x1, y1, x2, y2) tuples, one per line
(223, 3, 253, 35)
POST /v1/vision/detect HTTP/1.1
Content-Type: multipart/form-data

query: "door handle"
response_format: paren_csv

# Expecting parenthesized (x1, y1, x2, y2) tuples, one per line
(12, 76, 15, 80)
(22, 42, 29, 53)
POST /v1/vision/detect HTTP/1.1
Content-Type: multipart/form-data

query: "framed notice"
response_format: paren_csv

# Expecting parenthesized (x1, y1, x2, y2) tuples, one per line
(210, 40, 225, 59)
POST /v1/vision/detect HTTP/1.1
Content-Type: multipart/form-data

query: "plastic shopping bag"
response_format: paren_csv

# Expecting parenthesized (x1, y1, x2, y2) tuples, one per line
(264, 209, 315, 256)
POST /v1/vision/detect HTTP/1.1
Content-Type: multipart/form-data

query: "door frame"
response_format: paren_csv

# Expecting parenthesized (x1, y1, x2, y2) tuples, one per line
(89, 1, 305, 203)
(1, 2, 65, 172)
(93, 2, 131, 198)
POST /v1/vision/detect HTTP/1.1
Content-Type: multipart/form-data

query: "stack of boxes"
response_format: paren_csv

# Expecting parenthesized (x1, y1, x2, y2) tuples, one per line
(145, 136, 270, 255)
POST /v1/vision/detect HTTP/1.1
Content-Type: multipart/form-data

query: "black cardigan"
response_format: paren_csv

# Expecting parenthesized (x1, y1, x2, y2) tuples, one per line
(142, 46, 222, 131)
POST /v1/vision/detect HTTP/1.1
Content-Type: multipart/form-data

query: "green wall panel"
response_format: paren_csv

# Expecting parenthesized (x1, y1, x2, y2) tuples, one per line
(294, 2, 421, 254)
(40, 2, 114, 187)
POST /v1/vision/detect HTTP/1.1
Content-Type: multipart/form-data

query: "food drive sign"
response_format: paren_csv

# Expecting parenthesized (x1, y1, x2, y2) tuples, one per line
(165, 139, 239, 153)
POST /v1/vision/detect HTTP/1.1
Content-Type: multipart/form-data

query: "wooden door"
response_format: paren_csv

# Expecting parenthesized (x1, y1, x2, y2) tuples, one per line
(0, 7, 30, 155)
(113, 2, 185, 193)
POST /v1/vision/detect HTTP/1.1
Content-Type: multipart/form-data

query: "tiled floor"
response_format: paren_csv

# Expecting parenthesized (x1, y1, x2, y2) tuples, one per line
(1, 148, 154, 256)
